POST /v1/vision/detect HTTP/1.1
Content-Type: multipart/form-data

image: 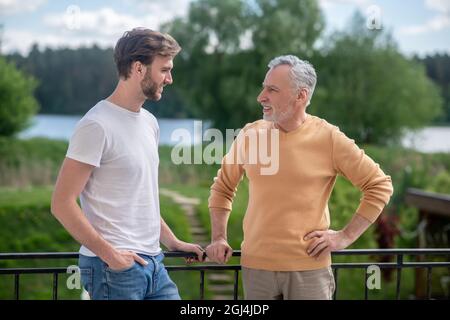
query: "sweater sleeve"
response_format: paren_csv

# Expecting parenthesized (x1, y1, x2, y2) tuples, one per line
(208, 128, 246, 211)
(331, 128, 394, 223)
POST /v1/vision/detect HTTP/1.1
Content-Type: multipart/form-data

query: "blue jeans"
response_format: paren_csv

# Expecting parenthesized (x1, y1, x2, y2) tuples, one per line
(78, 252, 181, 300)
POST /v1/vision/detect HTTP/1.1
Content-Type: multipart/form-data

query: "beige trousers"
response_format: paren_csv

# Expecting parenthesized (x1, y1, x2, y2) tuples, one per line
(242, 266, 335, 300)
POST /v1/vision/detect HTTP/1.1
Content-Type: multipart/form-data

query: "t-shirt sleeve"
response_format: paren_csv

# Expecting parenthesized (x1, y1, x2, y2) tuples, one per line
(66, 119, 106, 167)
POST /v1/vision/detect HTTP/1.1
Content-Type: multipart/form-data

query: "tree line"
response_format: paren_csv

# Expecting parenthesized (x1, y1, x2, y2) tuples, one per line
(6, 44, 190, 118)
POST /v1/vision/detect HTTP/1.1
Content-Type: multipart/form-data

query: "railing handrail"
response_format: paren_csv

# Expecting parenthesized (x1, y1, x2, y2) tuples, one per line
(1, 248, 448, 300)
(331, 248, 450, 255)
(0, 248, 449, 260)
(407, 187, 450, 202)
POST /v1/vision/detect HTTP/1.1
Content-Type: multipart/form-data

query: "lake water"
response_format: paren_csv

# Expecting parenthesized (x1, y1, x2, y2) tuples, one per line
(19, 114, 450, 153)
(401, 127, 450, 153)
(19, 114, 209, 146)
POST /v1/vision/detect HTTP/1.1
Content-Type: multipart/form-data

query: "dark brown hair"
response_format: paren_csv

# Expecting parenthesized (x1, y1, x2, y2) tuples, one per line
(113, 28, 181, 80)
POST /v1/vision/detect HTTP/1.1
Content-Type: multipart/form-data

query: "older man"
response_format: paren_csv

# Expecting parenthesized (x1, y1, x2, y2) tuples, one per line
(206, 55, 393, 300)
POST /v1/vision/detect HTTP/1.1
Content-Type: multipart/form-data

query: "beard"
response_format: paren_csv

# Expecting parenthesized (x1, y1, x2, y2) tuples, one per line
(141, 73, 162, 101)
(263, 112, 274, 122)
(264, 102, 295, 123)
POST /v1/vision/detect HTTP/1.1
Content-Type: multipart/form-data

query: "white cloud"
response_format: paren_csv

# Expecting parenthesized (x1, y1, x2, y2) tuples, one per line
(2, 28, 116, 55)
(400, 15, 450, 35)
(0, 0, 46, 15)
(3, 3, 192, 55)
(127, 0, 191, 21)
(43, 7, 148, 37)
(399, 0, 450, 35)
(425, 0, 450, 13)
(318, 0, 373, 31)
(3, 29, 62, 54)
(319, 0, 370, 10)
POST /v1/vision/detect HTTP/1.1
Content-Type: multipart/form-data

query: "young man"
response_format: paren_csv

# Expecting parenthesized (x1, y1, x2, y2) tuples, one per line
(206, 55, 394, 300)
(51, 28, 204, 300)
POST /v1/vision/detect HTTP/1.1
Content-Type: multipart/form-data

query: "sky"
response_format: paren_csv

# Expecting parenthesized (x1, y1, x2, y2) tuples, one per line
(0, 0, 449, 57)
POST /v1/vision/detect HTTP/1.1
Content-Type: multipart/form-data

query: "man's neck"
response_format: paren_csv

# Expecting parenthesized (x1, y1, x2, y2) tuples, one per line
(106, 81, 145, 113)
(275, 113, 309, 133)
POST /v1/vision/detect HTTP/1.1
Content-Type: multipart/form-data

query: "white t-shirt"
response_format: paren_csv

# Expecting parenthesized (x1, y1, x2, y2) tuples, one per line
(66, 100, 161, 257)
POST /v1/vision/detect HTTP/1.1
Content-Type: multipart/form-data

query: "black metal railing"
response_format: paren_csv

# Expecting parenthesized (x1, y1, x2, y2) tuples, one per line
(0, 249, 449, 300)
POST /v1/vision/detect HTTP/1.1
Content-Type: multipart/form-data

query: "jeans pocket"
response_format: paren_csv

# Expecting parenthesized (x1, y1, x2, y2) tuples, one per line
(80, 267, 93, 297)
(106, 262, 137, 273)
(105, 262, 146, 299)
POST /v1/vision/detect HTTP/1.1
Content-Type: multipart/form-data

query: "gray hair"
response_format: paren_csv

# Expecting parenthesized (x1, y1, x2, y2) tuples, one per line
(268, 55, 317, 106)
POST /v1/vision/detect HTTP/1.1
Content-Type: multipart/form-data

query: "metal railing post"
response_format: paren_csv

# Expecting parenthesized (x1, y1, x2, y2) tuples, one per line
(396, 254, 403, 300)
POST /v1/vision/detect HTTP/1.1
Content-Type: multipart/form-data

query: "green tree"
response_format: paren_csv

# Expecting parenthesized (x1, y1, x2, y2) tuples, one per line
(13, 44, 118, 115)
(417, 53, 450, 123)
(310, 13, 443, 144)
(8, 45, 192, 118)
(163, 0, 324, 131)
(0, 56, 39, 137)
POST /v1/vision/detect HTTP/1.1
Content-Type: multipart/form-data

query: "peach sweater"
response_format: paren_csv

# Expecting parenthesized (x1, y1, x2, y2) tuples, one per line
(208, 115, 393, 271)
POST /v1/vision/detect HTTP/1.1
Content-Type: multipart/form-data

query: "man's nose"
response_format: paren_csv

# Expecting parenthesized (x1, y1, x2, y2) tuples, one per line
(257, 90, 266, 103)
(165, 72, 173, 85)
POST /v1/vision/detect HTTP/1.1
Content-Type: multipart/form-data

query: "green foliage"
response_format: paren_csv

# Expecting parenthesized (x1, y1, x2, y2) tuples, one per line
(0, 56, 39, 137)
(363, 144, 450, 201)
(159, 145, 221, 186)
(163, 0, 324, 131)
(0, 185, 54, 208)
(251, 0, 324, 60)
(7, 45, 191, 118)
(310, 13, 443, 144)
(427, 171, 450, 194)
(0, 187, 81, 299)
(0, 137, 67, 187)
(417, 53, 450, 123)
(0, 187, 202, 299)
(9, 45, 115, 115)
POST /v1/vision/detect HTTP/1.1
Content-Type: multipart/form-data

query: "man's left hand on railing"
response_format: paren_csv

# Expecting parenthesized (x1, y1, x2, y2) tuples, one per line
(205, 238, 233, 264)
(171, 240, 206, 264)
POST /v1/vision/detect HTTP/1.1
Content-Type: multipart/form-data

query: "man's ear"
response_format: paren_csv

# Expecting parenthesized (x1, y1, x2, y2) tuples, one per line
(297, 88, 309, 103)
(132, 61, 145, 78)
